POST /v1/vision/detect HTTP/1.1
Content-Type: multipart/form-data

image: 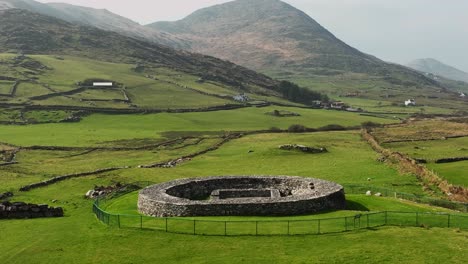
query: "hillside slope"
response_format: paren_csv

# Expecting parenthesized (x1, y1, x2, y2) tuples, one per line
(0, 9, 328, 110)
(0, 0, 187, 49)
(148, 0, 435, 83)
(407, 58, 468, 83)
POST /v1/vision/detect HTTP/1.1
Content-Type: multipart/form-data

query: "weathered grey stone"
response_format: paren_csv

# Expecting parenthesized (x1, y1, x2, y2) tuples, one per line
(138, 176, 346, 217)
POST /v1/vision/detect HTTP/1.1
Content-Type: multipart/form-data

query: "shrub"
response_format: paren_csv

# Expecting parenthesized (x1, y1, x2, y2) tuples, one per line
(288, 124, 308, 133)
(317, 124, 346, 131)
(361, 121, 383, 128)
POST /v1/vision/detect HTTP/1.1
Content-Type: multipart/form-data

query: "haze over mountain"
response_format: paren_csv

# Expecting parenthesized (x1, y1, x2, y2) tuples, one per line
(407, 58, 468, 84)
(0, 0, 187, 49)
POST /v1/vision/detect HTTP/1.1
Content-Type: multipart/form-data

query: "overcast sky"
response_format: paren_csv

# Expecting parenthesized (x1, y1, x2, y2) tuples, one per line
(37, 0, 468, 72)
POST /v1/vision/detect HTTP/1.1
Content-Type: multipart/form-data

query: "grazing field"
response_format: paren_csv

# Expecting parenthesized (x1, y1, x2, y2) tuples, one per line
(288, 73, 468, 112)
(427, 161, 468, 187)
(371, 119, 468, 143)
(1, 121, 467, 263)
(378, 125, 468, 187)
(103, 191, 457, 217)
(0, 54, 298, 110)
(0, 107, 396, 147)
(383, 137, 468, 161)
(1, 54, 467, 263)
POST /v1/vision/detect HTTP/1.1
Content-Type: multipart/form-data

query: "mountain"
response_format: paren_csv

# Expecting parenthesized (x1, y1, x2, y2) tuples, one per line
(407, 58, 468, 83)
(147, 0, 435, 83)
(149, 0, 381, 74)
(0, 8, 326, 106)
(0, 0, 187, 49)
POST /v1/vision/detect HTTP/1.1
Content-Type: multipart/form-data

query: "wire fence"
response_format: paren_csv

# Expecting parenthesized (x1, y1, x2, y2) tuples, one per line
(92, 183, 468, 236)
(344, 184, 468, 212)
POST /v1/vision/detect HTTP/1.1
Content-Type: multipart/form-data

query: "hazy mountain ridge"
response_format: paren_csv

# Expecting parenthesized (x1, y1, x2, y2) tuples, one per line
(407, 58, 468, 83)
(0, 0, 188, 49)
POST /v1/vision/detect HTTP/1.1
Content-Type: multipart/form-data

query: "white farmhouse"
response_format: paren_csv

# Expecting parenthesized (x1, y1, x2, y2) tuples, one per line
(93, 82, 113, 87)
(233, 93, 249, 102)
(405, 99, 416, 106)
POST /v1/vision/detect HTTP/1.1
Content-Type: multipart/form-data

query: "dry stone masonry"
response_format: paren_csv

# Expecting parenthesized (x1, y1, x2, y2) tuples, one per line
(138, 176, 346, 217)
(0, 201, 63, 219)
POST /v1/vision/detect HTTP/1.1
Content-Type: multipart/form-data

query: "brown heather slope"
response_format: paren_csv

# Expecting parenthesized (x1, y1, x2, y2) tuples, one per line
(148, 0, 439, 86)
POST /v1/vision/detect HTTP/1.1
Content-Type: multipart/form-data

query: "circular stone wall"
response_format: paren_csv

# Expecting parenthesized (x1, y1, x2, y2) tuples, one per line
(138, 176, 346, 217)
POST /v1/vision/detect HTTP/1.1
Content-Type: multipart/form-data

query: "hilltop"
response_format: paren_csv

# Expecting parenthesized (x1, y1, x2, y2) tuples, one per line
(0, 0, 187, 48)
(407, 58, 468, 83)
(148, 0, 435, 82)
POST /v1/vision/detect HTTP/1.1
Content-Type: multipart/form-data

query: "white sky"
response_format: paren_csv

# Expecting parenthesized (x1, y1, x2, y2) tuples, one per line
(37, 0, 468, 72)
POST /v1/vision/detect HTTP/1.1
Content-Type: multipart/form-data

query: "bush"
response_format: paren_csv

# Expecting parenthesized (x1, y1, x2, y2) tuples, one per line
(288, 124, 308, 133)
(361, 121, 383, 128)
(317, 124, 346, 131)
(269, 127, 282, 132)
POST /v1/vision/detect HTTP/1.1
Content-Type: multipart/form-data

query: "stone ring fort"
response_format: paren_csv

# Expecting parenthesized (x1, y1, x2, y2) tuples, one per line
(138, 176, 346, 217)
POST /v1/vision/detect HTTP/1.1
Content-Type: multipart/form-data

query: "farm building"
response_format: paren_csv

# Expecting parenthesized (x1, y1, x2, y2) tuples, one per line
(405, 99, 416, 106)
(233, 94, 249, 102)
(93, 82, 114, 87)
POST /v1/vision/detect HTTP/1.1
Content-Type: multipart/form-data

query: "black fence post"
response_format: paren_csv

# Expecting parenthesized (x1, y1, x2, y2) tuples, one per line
(317, 219, 321, 234)
(255, 221, 258, 236)
(385, 211, 388, 225)
(165, 218, 168, 232)
(224, 221, 227, 236)
(366, 214, 369, 228)
(118, 215, 121, 229)
(345, 217, 348, 231)
(287, 221, 290, 236)
(416, 212, 419, 227)
(140, 215, 143, 229)
(447, 214, 451, 228)
(193, 220, 196, 235)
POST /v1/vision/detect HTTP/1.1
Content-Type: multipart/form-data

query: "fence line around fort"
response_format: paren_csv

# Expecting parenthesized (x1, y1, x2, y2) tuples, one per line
(92, 183, 468, 236)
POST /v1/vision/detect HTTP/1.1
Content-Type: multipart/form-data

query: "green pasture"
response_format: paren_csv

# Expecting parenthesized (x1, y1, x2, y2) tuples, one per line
(0, 106, 396, 147)
(427, 161, 468, 187)
(0, 129, 466, 263)
(383, 137, 468, 161)
(103, 191, 457, 217)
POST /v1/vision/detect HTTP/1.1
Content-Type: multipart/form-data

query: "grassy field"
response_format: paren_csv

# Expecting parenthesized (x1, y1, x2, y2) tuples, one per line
(379, 126, 467, 186)
(285, 72, 468, 112)
(103, 191, 458, 217)
(0, 54, 301, 110)
(1, 126, 467, 263)
(427, 161, 468, 187)
(383, 137, 468, 161)
(372, 119, 468, 143)
(0, 106, 396, 147)
(0, 136, 466, 263)
(1, 53, 467, 263)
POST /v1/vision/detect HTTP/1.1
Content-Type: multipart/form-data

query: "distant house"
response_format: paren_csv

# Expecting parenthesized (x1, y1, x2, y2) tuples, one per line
(460, 92, 466, 98)
(233, 93, 249, 102)
(93, 82, 113, 87)
(330, 101, 349, 110)
(405, 99, 416, 106)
